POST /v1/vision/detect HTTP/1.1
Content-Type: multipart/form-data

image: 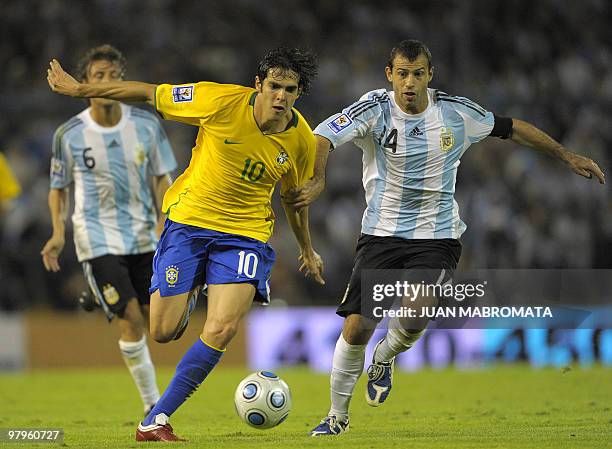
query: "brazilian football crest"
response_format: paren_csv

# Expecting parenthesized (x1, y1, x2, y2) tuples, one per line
(276, 149, 289, 165)
(102, 284, 120, 305)
(165, 265, 179, 286)
(440, 127, 455, 152)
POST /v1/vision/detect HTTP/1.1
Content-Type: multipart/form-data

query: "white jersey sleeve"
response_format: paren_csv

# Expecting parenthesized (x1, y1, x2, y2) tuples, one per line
(314, 89, 388, 149)
(435, 92, 494, 144)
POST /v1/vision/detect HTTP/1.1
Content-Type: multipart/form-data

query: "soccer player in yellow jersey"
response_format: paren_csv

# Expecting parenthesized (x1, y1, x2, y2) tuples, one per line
(0, 151, 21, 212)
(47, 47, 323, 441)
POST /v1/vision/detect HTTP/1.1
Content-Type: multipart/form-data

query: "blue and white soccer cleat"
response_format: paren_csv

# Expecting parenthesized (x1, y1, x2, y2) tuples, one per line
(365, 338, 395, 407)
(309, 415, 349, 437)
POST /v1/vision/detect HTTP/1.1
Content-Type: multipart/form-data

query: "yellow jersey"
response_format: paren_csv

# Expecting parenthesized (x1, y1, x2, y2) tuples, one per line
(0, 153, 20, 201)
(155, 82, 316, 243)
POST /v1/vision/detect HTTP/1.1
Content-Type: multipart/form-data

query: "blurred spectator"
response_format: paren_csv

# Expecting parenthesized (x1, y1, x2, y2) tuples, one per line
(0, 151, 21, 210)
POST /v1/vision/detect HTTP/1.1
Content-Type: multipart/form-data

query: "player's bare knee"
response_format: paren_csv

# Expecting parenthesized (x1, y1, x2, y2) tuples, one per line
(202, 319, 239, 347)
(343, 328, 371, 345)
(151, 330, 172, 344)
(342, 314, 375, 345)
(149, 323, 164, 342)
(119, 300, 145, 327)
(117, 302, 146, 341)
(212, 322, 239, 341)
(150, 321, 176, 343)
(399, 293, 437, 331)
(119, 322, 144, 341)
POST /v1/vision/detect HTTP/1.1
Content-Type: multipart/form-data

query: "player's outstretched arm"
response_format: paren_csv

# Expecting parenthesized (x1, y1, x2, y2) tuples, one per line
(280, 200, 325, 285)
(41, 188, 69, 272)
(510, 118, 605, 184)
(47, 59, 156, 105)
(282, 135, 332, 208)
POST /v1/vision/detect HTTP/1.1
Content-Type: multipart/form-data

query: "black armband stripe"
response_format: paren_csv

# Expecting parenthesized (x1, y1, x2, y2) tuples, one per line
(490, 115, 513, 139)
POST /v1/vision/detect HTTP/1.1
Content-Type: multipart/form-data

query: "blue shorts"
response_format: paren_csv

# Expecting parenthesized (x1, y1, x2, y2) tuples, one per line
(150, 219, 276, 303)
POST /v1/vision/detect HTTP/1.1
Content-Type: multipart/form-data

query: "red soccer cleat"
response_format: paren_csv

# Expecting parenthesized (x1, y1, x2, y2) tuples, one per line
(136, 415, 186, 442)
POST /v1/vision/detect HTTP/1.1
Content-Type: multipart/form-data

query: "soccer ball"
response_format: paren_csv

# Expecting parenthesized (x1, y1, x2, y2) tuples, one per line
(234, 371, 292, 429)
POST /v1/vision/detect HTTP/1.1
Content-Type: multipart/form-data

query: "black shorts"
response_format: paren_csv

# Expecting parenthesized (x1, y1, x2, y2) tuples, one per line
(337, 234, 462, 321)
(82, 252, 154, 314)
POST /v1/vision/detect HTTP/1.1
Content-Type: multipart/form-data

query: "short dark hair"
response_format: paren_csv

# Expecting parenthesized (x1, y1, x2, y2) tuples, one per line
(388, 39, 433, 70)
(257, 47, 317, 95)
(76, 44, 126, 82)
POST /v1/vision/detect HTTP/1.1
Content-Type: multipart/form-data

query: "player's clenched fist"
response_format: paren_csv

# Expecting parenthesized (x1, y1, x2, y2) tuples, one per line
(47, 59, 81, 97)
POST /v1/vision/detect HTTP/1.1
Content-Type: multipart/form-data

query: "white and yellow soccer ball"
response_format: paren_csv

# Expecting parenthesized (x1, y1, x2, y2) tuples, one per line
(234, 371, 292, 429)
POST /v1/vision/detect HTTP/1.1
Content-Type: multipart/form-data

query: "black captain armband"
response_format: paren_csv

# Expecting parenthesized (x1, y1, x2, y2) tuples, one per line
(490, 115, 513, 139)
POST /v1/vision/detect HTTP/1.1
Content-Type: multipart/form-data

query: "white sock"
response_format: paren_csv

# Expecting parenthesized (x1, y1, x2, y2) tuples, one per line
(119, 336, 160, 412)
(328, 334, 366, 422)
(374, 319, 426, 363)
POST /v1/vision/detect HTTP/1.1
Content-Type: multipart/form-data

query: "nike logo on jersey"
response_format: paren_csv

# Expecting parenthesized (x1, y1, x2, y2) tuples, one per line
(408, 126, 424, 137)
(224, 139, 241, 145)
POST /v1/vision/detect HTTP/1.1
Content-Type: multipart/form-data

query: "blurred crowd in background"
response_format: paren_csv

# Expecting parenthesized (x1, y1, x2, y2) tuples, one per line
(1, 0, 610, 311)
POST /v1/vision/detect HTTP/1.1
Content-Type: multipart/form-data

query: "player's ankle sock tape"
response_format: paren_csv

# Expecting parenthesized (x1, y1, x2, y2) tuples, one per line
(142, 339, 223, 426)
(374, 325, 425, 363)
(119, 336, 160, 407)
(329, 334, 365, 420)
(118, 335, 147, 357)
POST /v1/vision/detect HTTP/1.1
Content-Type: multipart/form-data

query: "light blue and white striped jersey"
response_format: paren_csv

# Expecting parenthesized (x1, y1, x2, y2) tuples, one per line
(315, 88, 494, 239)
(50, 103, 177, 261)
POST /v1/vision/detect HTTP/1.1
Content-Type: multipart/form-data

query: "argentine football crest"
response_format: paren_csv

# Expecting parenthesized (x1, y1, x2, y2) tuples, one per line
(327, 114, 353, 134)
(135, 143, 146, 166)
(165, 265, 179, 286)
(440, 127, 455, 152)
(172, 85, 194, 103)
(276, 149, 289, 165)
(102, 284, 120, 305)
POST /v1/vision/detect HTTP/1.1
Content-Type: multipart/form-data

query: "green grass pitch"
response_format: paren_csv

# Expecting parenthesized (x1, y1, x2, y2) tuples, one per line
(0, 365, 610, 448)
